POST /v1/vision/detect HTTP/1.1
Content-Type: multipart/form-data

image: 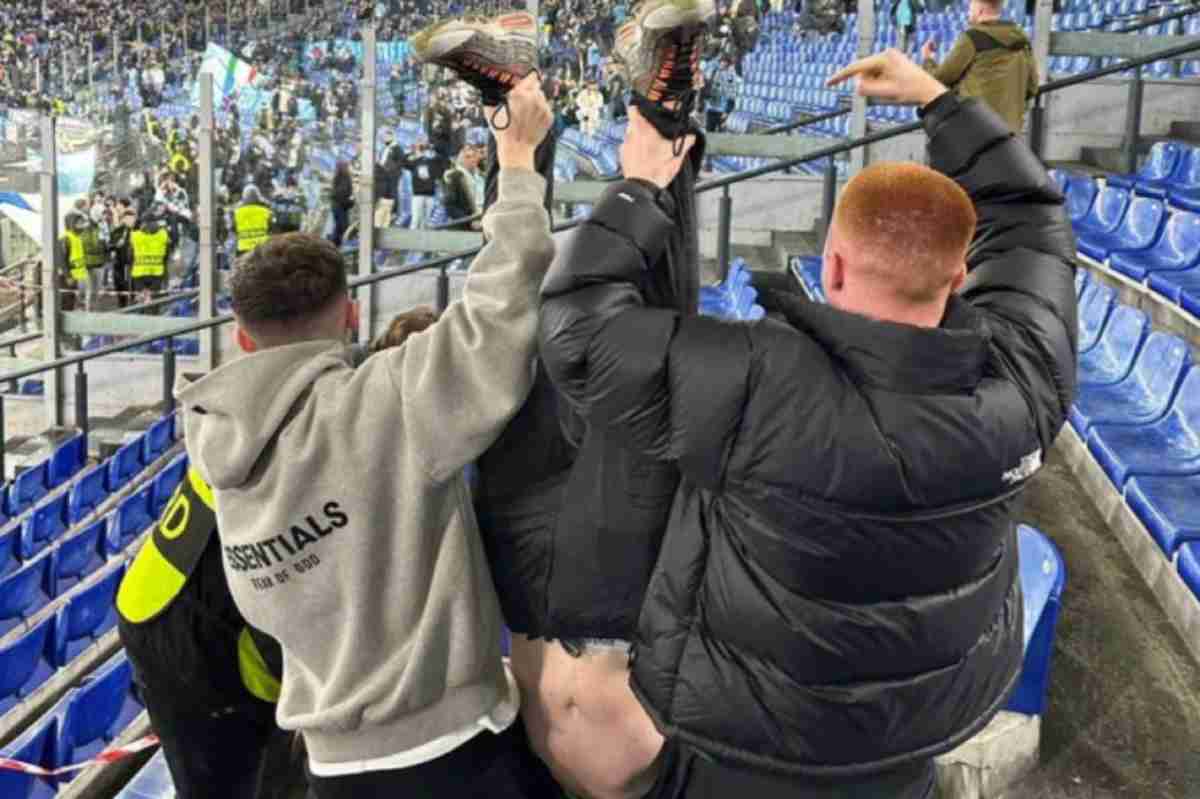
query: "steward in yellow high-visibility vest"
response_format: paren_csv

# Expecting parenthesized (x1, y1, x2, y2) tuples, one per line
(117, 464, 291, 799)
(234, 185, 274, 255)
(128, 218, 174, 299)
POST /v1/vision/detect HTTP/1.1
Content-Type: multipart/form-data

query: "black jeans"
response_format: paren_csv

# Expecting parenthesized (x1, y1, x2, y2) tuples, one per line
(645, 740, 936, 799)
(305, 721, 563, 799)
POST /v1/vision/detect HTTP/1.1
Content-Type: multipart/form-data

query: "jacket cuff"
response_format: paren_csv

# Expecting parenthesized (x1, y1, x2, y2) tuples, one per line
(496, 168, 547, 205)
(589, 180, 676, 267)
(923, 96, 1013, 177)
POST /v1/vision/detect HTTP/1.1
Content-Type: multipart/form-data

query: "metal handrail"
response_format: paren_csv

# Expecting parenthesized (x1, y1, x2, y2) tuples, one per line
(1110, 1, 1200, 34)
(763, 105, 853, 135)
(4, 34, 1200, 385)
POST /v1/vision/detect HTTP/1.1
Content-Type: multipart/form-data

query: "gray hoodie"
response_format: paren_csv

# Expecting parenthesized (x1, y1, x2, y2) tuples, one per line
(175, 169, 553, 765)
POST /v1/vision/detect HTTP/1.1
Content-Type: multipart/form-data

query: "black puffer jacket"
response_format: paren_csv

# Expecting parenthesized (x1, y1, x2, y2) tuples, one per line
(538, 95, 1077, 776)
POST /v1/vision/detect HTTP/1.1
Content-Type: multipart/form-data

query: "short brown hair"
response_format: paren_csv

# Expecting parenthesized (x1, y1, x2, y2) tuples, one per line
(833, 162, 976, 304)
(371, 306, 439, 353)
(230, 233, 348, 327)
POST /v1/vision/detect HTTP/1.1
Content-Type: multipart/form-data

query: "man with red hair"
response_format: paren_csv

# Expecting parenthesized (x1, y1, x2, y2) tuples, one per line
(538, 49, 1077, 798)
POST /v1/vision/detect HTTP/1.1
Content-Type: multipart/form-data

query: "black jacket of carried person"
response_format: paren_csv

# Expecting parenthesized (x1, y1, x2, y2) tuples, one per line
(537, 95, 1078, 776)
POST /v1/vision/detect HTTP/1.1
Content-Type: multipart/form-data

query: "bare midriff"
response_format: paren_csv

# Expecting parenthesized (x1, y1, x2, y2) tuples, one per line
(510, 634, 665, 799)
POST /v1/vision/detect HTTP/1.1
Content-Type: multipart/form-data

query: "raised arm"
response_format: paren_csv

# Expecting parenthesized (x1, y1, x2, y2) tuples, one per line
(383, 77, 556, 482)
(831, 49, 1077, 446)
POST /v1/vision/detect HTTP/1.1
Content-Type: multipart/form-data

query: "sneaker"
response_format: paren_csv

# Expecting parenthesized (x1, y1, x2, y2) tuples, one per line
(411, 12, 538, 107)
(613, 0, 717, 107)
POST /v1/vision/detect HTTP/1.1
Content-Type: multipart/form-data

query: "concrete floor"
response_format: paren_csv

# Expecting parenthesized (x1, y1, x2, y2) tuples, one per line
(1017, 447, 1200, 799)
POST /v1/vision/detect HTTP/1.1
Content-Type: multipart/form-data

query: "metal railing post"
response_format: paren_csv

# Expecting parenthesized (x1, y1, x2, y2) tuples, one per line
(74, 364, 88, 435)
(820, 158, 838, 249)
(717, 187, 733, 279)
(163, 340, 176, 413)
(1122, 65, 1144, 175)
(1029, 97, 1045, 160)
(437, 265, 450, 313)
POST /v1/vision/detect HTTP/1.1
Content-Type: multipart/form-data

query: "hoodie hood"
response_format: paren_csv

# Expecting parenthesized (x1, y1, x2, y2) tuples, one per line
(175, 340, 347, 491)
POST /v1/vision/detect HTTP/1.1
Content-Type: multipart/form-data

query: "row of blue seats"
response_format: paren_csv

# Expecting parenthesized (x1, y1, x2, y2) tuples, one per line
(0, 652, 145, 799)
(1069, 271, 1200, 604)
(0, 449, 186, 717)
(867, 104, 920, 124)
(0, 417, 178, 575)
(0, 436, 86, 526)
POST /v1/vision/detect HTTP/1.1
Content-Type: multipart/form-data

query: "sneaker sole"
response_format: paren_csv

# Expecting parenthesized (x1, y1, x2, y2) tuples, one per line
(642, 0, 716, 30)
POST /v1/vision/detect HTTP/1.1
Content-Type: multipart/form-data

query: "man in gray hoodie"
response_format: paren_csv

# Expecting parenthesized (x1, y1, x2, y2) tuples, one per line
(174, 72, 561, 799)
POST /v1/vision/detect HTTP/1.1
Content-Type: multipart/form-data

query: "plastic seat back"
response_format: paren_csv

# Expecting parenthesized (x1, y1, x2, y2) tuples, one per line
(1065, 176, 1098, 221)
(51, 566, 124, 667)
(8, 462, 48, 517)
(150, 455, 188, 517)
(1173, 147, 1200, 190)
(1137, 141, 1183, 182)
(142, 415, 175, 462)
(0, 709, 58, 799)
(107, 439, 145, 492)
(0, 556, 50, 629)
(1081, 185, 1131, 234)
(48, 434, 87, 490)
(1132, 332, 1192, 403)
(1005, 525, 1066, 715)
(110, 486, 154, 549)
(0, 616, 54, 710)
(1086, 304, 1148, 381)
(67, 465, 108, 525)
(1113, 195, 1167, 250)
(54, 654, 142, 776)
(19, 494, 69, 560)
(1077, 281, 1116, 352)
(50, 520, 106, 595)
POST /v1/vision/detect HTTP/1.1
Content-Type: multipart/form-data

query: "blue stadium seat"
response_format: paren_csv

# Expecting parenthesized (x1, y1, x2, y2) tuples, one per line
(1110, 209, 1200, 280)
(7, 462, 48, 517)
(107, 439, 146, 492)
(1004, 525, 1066, 716)
(1179, 541, 1200, 601)
(1064, 175, 1098, 222)
(1079, 305, 1148, 386)
(1107, 141, 1183, 193)
(1167, 151, 1200, 212)
(18, 494, 69, 560)
(1077, 195, 1166, 262)
(1069, 331, 1191, 434)
(51, 566, 124, 666)
(49, 520, 106, 596)
(0, 708, 57, 799)
(150, 454, 187, 517)
(1126, 476, 1200, 554)
(0, 616, 55, 714)
(47, 434, 87, 490)
(1076, 281, 1116, 353)
(142, 415, 175, 462)
(67, 464, 109, 525)
(0, 556, 51, 635)
(790, 256, 826, 302)
(1075, 185, 1131, 242)
(0, 527, 18, 579)
(116, 751, 173, 799)
(1087, 368, 1200, 487)
(108, 486, 154, 551)
(54, 654, 143, 779)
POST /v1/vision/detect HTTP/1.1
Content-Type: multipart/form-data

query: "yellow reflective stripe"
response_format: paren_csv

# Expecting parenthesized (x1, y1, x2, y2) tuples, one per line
(188, 467, 216, 510)
(116, 535, 188, 624)
(238, 628, 281, 703)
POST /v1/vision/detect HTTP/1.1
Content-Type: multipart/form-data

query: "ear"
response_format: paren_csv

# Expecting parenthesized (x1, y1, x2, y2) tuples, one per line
(347, 297, 361, 333)
(234, 325, 258, 353)
(949, 263, 967, 294)
(822, 236, 846, 296)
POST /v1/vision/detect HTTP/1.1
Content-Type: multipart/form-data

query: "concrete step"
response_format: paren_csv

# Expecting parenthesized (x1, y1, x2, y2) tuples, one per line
(1080, 145, 1125, 173)
(1046, 159, 1111, 179)
(1169, 120, 1200, 143)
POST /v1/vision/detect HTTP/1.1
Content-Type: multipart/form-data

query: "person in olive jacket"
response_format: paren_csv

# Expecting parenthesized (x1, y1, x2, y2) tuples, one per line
(537, 50, 1077, 799)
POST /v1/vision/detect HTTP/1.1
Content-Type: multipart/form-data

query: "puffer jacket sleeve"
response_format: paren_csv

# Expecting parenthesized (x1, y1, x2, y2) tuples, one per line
(539, 180, 753, 491)
(924, 94, 1078, 448)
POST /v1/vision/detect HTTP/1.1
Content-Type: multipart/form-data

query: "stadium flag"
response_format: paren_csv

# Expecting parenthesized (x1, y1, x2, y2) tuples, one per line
(194, 43, 259, 103)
